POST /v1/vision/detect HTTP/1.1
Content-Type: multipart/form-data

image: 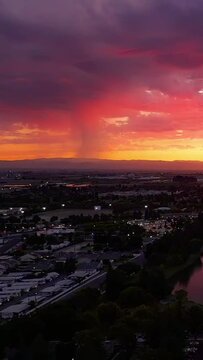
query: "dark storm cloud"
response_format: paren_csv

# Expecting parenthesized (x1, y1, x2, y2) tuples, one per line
(0, 0, 203, 112)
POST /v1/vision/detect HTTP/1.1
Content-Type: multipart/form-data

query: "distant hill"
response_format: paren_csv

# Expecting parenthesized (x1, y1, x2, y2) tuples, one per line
(0, 158, 203, 171)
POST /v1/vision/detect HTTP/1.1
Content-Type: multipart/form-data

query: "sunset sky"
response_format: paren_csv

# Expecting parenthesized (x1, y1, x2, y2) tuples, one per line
(0, 0, 203, 161)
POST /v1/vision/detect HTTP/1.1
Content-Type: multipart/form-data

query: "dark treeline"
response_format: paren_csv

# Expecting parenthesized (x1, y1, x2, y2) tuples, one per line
(1, 215, 203, 359)
(0, 269, 203, 359)
(145, 213, 203, 268)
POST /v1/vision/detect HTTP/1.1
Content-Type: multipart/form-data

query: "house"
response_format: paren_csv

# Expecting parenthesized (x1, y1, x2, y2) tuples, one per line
(0, 303, 29, 319)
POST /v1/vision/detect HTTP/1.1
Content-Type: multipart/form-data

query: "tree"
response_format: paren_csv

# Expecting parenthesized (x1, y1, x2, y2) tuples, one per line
(110, 321, 135, 351)
(188, 238, 203, 253)
(106, 269, 128, 300)
(186, 304, 203, 336)
(30, 334, 50, 360)
(32, 215, 41, 224)
(119, 287, 154, 308)
(71, 288, 100, 311)
(75, 330, 106, 360)
(50, 216, 58, 223)
(64, 258, 77, 274)
(118, 262, 140, 275)
(97, 302, 121, 327)
(132, 305, 154, 334)
(138, 268, 168, 299)
(130, 348, 157, 360)
(174, 289, 188, 320)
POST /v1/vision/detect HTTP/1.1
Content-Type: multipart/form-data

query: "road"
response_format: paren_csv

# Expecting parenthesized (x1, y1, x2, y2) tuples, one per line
(27, 271, 107, 315)
(129, 251, 145, 267)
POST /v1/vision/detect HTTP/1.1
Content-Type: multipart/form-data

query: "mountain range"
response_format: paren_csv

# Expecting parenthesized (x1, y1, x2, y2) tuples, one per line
(0, 158, 203, 171)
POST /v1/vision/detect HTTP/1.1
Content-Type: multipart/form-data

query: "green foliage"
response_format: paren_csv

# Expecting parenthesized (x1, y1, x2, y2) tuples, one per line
(55, 258, 77, 274)
(146, 216, 203, 269)
(105, 268, 128, 300)
(110, 320, 135, 348)
(185, 304, 203, 335)
(30, 334, 51, 360)
(119, 287, 154, 308)
(97, 302, 121, 327)
(75, 329, 106, 360)
(2, 217, 203, 359)
(71, 288, 101, 311)
(64, 258, 77, 274)
(92, 221, 145, 250)
(188, 238, 203, 253)
(118, 262, 140, 275)
(138, 268, 168, 299)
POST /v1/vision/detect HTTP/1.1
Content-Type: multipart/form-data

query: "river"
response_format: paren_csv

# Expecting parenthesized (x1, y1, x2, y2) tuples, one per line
(173, 256, 203, 304)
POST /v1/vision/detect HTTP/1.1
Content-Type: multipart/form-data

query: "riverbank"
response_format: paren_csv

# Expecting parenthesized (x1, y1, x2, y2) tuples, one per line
(164, 253, 201, 282)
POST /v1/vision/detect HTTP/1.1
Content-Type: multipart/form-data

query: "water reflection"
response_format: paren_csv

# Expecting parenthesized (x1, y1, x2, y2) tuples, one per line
(173, 257, 203, 304)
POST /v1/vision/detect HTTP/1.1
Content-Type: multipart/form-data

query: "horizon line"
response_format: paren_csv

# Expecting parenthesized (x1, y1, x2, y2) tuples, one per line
(0, 157, 203, 163)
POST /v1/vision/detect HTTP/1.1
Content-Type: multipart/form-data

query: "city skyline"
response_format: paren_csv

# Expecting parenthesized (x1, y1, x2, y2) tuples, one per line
(0, 0, 203, 162)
